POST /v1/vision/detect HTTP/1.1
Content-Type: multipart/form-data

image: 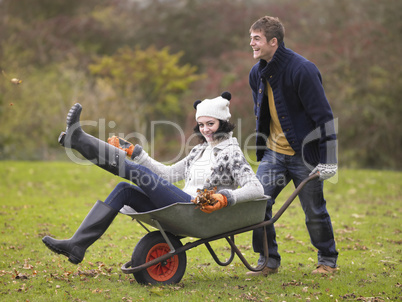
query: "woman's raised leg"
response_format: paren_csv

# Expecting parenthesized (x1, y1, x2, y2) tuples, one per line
(59, 103, 127, 176)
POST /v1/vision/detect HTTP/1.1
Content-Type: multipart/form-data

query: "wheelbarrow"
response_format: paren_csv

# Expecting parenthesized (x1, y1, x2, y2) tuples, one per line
(120, 173, 319, 285)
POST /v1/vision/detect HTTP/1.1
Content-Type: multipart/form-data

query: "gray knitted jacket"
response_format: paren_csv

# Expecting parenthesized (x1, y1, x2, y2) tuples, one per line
(131, 136, 264, 206)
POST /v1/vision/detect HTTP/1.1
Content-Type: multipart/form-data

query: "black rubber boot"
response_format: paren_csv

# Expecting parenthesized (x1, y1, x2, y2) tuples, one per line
(58, 103, 126, 176)
(42, 201, 118, 264)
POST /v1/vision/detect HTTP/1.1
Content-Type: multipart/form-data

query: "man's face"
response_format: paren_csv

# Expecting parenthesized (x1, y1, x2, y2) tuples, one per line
(250, 29, 277, 62)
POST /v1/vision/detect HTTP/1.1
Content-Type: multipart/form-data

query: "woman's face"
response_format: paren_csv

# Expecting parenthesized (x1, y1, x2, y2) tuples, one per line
(197, 116, 220, 142)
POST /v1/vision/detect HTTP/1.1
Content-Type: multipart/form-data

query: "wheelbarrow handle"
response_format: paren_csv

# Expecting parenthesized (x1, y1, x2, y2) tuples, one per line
(270, 172, 319, 223)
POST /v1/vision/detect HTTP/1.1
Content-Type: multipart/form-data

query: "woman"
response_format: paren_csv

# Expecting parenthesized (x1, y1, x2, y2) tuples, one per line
(42, 92, 264, 265)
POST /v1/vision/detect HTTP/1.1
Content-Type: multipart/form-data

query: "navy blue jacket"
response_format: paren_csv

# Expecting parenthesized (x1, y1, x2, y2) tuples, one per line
(249, 43, 337, 166)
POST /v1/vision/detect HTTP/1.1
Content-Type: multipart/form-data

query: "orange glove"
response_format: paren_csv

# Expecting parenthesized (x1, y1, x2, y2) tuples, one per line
(200, 194, 228, 214)
(107, 136, 135, 157)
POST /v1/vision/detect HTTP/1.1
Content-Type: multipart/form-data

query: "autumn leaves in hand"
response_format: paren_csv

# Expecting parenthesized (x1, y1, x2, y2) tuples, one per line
(191, 187, 228, 213)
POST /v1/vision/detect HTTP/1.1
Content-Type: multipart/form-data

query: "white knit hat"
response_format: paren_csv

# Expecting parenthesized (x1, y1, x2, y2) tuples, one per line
(194, 92, 232, 121)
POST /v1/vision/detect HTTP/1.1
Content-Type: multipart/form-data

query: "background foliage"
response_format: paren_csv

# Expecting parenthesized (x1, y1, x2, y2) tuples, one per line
(0, 0, 401, 169)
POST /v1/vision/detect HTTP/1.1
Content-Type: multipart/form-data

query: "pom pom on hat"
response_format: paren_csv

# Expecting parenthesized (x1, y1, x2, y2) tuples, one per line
(193, 100, 202, 109)
(195, 92, 232, 121)
(221, 91, 231, 101)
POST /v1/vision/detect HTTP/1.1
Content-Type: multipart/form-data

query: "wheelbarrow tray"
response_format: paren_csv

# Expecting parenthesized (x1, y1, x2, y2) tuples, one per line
(120, 196, 269, 238)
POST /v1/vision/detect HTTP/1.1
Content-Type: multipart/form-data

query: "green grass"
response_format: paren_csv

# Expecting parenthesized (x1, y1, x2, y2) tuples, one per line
(0, 161, 401, 301)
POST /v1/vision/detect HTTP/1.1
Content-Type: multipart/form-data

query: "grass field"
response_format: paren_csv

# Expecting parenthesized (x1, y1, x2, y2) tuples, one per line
(0, 161, 401, 301)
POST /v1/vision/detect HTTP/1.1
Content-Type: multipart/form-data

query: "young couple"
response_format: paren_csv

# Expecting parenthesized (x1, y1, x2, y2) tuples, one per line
(43, 16, 339, 276)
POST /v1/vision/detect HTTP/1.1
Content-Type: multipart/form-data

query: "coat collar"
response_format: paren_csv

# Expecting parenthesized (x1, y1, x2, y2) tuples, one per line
(199, 133, 238, 151)
(259, 42, 292, 77)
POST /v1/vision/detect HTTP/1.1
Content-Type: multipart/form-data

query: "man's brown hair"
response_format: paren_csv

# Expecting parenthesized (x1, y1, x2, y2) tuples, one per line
(250, 16, 285, 45)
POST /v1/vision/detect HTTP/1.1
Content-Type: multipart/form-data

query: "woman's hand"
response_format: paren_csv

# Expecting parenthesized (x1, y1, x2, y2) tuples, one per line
(201, 194, 228, 213)
(107, 136, 134, 157)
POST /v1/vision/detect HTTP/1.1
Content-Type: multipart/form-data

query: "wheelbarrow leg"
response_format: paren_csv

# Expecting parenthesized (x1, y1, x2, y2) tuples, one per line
(224, 225, 269, 272)
(204, 235, 236, 266)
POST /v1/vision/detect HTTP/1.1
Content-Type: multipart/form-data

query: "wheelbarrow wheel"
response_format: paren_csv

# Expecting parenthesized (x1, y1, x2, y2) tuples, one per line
(131, 231, 186, 285)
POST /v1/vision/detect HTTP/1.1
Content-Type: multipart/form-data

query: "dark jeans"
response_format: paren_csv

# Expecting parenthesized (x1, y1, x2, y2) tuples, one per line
(105, 159, 192, 212)
(254, 149, 338, 268)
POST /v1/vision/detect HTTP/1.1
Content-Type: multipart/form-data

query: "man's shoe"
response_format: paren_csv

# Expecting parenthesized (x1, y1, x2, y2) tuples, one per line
(311, 264, 339, 274)
(246, 266, 279, 276)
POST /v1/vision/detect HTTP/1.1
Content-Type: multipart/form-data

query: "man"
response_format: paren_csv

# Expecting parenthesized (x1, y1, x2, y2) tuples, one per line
(247, 16, 338, 276)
